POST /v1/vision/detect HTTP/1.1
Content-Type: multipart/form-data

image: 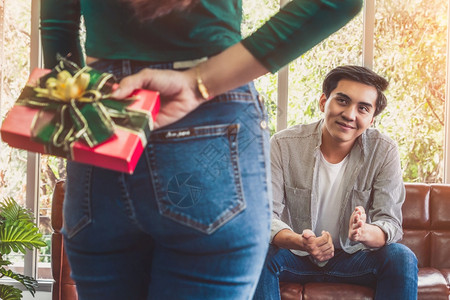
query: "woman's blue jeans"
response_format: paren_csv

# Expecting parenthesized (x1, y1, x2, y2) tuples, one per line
(62, 59, 272, 299)
(253, 243, 418, 300)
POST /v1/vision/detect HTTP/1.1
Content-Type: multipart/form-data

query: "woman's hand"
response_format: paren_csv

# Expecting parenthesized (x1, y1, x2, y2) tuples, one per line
(111, 68, 205, 129)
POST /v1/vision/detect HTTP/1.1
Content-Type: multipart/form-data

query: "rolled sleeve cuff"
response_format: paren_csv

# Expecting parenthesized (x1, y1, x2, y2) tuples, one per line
(270, 219, 292, 243)
(371, 220, 403, 244)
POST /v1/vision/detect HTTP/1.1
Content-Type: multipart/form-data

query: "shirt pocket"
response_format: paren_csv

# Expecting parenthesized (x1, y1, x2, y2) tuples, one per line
(146, 123, 245, 235)
(350, 189, 373, 213)
(284, 185, 311, 228)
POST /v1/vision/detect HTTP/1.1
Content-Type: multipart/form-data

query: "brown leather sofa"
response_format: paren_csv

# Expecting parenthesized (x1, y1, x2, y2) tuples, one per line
(280, 183, 450, 300)
(51, 182, 450, 300)
(51, 181, 77, 300)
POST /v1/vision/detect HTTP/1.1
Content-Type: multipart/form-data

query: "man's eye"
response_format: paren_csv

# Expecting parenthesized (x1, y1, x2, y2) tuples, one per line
(360, 106, 369, 112)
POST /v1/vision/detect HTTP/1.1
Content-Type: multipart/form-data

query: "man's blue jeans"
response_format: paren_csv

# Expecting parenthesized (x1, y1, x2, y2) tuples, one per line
(253, 243, 418, 300)
(62, 59, 272, 299)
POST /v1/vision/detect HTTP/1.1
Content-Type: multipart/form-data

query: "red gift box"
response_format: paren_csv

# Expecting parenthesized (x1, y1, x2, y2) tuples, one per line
(1, 68, 160, 174)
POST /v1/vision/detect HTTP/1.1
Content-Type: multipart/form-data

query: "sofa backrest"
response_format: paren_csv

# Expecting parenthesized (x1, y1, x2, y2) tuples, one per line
(401, 183, 450, 269)
(51, 180, 78, 300)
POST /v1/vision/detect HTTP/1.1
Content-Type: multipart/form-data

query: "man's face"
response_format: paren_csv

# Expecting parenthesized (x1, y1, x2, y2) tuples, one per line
(320, 79, 377, 147)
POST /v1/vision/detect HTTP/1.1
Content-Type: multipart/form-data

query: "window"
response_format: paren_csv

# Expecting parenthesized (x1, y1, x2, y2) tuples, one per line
(0, 0, 448, 291)
(244, 0, 448, 183)
(373, 0, 447, 182)
(0, 0, 59, 285)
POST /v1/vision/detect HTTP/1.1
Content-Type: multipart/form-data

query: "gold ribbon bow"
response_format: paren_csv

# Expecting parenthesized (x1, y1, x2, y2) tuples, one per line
(34, 68, 102, 102)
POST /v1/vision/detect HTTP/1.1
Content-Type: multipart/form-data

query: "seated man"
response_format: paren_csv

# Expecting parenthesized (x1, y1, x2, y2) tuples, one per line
(253, 65, 418, 300)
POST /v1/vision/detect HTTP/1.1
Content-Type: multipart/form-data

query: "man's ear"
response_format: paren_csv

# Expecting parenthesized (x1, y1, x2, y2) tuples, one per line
(319, 94, 327, 112)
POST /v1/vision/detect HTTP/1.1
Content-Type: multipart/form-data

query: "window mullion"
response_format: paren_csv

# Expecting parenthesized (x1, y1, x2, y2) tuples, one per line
(276, 0, 290, 132)
(0, 0, 4, 116)
(24, 0, 41, 279)
(444, 0, 450, 183)
(362, 0, 375, 68)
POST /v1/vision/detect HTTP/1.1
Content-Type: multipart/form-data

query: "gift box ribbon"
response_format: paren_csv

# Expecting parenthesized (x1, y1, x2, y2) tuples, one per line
(15, 58, 152, 158)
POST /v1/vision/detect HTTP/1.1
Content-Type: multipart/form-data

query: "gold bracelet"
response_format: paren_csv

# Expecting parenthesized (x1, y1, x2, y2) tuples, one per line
(196, 66, 210, 100)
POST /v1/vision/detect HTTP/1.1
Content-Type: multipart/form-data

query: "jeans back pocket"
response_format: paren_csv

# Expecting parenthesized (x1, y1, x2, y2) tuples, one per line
(147, 123, 245, 234)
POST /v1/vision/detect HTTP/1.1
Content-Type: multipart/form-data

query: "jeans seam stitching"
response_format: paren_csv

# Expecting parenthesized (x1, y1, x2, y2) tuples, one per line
(65, 165, 93, 239)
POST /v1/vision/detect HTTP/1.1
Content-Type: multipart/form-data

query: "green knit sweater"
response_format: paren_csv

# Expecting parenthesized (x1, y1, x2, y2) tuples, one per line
(40, 0, 362, 73)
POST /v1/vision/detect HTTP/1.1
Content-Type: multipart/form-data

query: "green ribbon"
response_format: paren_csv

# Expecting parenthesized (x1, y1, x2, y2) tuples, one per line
(16, 57, 152, 159)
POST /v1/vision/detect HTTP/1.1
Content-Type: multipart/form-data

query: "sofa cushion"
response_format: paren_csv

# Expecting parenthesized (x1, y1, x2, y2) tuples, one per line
(430, 185, 450, 229)
(280, 282, 303, 300)
(417, 268, 449, 300)
(429, 185, 450, 270)
(440, 268, 450, 291)
(400, 229, 431, 268)
(402, 183, 430, 228)
(303, 283, 374, 300)
(430, 231, 450, 269)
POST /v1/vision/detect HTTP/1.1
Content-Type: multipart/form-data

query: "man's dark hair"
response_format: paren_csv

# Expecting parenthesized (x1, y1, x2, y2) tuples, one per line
(322, 65, 389, 116)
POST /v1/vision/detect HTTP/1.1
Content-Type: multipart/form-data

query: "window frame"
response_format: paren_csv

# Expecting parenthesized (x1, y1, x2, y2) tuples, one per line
(24, 0, 42, 283)
(15, 0, 450, 290)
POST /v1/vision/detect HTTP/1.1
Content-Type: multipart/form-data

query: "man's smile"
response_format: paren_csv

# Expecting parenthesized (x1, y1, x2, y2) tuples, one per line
(336, 120, 355, 130)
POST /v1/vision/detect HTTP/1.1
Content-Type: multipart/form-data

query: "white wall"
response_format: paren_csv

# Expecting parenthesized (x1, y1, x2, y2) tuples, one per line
(23, 291, 51, 300)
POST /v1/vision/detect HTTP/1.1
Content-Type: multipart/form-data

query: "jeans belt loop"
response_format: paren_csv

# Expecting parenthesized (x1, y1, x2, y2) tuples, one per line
(122, 59, 132, 76)
(173, 57, 208, 69)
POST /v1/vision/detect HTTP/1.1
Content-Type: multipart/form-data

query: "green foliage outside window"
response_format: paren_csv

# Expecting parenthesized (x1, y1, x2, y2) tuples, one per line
(243, 0, 447, 183)
(373, 0, 447, 182)
(0, 197, 46, 299)
(1, 0, 64, 280)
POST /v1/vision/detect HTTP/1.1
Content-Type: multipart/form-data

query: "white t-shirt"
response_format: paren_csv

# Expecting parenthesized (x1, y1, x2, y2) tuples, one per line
(314, 151, 349, 249)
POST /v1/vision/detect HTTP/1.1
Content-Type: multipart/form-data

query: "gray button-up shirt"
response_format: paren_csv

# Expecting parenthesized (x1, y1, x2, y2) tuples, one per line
(270, 120, 405, 258)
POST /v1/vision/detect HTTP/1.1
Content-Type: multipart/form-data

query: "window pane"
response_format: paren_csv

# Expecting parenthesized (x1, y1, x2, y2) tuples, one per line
(286, 11, 363, 128)
(1, 0, 31, 276)
(38, 156, 66, 280)
(243, 0, 363, 134)
(242, 0, 280, 134)
(374, 0, 447, 183)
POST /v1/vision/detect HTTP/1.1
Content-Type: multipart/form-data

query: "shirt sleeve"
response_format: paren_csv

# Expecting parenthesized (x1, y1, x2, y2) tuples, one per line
(270, 136, 293, 242)
(241, 0, 363, 73)
(369, 143, 405, 244)
(40, 0, 84, 68)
